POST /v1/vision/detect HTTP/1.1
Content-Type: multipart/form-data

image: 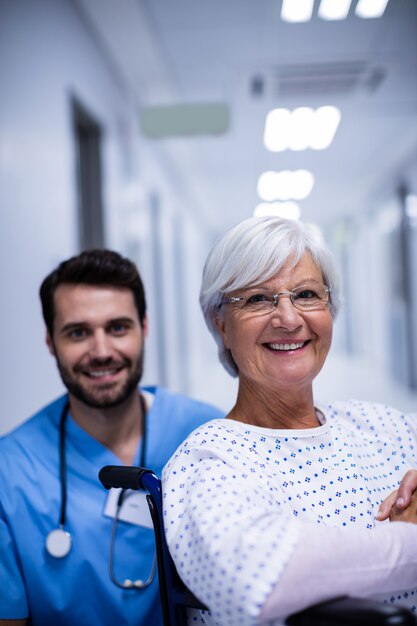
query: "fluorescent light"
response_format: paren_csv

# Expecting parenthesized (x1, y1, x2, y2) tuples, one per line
(309, 106, 341, 150)
(291, 170, 315, 200)
(254, 202, 301, 220)
(288, 107, 314, 151)
(280, 0, 387, 23)
(264, 105, 341, 152)
(275, 170, 294, 200)
(257, 171, 280, 202)
(257, 169, 315, 201)
(281, 0, 314, 23)
(355, 0, 389, 18)
(318, 0, 352, 20)
(263, 108, 291, 152)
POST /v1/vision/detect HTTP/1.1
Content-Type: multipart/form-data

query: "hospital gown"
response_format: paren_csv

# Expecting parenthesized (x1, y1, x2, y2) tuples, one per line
(163, 400, 417, 626)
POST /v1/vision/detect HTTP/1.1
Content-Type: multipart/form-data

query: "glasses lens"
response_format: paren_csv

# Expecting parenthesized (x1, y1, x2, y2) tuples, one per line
(291, 285, 329, 310)
(239, 292, 275, 315)
(225, 285, 330, 315)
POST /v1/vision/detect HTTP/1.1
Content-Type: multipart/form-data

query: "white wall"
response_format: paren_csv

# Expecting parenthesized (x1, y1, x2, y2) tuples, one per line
(323, 151, 417, 404)
(0, 0, 219, 435)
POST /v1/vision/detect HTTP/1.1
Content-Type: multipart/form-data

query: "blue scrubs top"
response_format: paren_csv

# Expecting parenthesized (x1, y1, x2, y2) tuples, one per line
(0, 387, 223, 626)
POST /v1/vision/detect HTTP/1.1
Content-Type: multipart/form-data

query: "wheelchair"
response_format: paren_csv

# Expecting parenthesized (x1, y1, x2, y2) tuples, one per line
(99, 465, 416, 626)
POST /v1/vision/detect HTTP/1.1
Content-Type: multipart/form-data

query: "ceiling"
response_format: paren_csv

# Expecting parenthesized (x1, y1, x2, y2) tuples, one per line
(74, 0, 417, 234)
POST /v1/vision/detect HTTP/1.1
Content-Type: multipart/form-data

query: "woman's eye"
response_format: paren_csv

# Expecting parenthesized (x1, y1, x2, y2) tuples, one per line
(246, 293, 269, 305)
(295, 289, 318, 300)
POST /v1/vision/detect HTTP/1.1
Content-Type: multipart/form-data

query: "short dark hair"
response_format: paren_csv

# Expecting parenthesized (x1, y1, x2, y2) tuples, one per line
(40, 249, 147, 337)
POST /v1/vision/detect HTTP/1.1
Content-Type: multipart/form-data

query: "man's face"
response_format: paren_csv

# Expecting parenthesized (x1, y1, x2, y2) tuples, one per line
(47, 284, 147, 409)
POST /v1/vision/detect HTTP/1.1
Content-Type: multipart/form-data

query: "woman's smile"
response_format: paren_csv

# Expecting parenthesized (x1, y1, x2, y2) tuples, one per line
(264, 339, 309, 352)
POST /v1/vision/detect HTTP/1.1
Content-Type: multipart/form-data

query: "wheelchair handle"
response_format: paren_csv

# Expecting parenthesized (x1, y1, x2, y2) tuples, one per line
(98, 465, 153, 491)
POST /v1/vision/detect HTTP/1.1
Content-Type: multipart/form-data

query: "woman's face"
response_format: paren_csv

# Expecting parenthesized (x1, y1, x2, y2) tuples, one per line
(216, 252, 333, 393)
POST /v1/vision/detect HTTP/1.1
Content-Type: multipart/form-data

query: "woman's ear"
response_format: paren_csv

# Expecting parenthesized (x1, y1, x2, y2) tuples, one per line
(214, 312, 230, 347)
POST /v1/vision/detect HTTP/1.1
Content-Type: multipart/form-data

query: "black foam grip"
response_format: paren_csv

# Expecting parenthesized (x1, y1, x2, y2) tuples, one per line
(98, 465, 150, 491)
(286, 597, 417, 626)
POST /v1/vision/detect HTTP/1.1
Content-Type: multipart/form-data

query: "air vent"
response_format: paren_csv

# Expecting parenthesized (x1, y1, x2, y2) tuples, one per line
(273, 61, 370, 96)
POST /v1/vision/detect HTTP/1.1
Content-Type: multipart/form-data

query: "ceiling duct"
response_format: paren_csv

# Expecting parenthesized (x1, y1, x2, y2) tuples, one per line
(273, 61, 370, 96)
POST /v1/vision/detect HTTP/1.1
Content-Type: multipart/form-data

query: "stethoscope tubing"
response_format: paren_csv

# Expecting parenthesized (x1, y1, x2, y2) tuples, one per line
(45, 393, 152, 589)
(59, 400, 70, 528)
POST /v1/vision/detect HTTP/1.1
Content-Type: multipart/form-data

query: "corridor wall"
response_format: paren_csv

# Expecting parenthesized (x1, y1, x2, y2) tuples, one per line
(0, 0, 218, 434)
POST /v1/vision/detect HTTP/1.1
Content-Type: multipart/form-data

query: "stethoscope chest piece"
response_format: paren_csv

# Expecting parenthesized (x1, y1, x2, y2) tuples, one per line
(46, 527, 72, 558)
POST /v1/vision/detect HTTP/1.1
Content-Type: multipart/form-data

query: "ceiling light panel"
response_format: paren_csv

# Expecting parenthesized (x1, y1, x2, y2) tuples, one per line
(288, 107, 314, 151)
(264, 106, 341, 152)
(310, 106, 341, 149)
(355, 0, 390, 18)
(281, 0, 314, 23)
(257, 170, 315, 201)
(318, 0, 352, 20)
(280, 0, 390, 22)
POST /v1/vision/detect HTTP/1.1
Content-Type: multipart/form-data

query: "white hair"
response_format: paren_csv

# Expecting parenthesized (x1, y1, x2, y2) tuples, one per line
(200, 216, 341, 377)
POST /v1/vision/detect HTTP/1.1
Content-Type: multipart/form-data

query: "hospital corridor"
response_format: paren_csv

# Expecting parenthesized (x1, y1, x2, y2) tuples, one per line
(1, 2, 417, 626)
(1, 0, 417, 435)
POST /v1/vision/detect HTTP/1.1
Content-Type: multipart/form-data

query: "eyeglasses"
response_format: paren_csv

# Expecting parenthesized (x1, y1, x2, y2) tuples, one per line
(219, 284, 331, 316)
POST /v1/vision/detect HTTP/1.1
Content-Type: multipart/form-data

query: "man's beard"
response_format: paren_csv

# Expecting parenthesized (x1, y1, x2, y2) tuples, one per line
(55, 348, 145, 409)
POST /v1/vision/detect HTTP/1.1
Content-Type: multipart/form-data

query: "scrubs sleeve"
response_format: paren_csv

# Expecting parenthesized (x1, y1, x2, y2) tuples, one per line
(0, 510, 29, 619)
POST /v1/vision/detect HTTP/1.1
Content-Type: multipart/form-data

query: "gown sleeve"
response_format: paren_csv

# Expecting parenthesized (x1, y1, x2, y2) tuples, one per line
(260, 521, 417, 622)
(163, 451, 301, 626)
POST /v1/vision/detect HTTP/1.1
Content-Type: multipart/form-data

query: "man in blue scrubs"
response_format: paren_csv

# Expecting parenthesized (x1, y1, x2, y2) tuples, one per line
(0, 249, 223, 626)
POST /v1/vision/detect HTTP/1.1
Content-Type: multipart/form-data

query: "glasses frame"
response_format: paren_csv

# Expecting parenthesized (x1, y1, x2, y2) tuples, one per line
(219, 285, 331, 314)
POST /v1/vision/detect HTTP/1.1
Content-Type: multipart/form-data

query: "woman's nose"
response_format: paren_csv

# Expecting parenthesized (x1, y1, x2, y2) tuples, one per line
(269, 294, 303, 328)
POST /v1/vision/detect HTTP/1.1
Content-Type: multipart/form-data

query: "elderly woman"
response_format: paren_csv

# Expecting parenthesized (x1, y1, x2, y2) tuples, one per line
(163, 216, 417, 626)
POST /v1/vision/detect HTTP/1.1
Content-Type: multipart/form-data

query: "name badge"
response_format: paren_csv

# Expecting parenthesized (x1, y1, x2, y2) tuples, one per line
(103, 488, 153, 529)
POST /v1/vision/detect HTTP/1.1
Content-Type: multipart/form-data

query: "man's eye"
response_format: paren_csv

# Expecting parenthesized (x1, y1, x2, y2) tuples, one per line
(68, 328, 86, 340)
(110, 323, 128, 334)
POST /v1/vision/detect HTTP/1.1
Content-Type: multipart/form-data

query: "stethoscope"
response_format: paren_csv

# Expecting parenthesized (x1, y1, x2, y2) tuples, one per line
(45, 395, 157, 590)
